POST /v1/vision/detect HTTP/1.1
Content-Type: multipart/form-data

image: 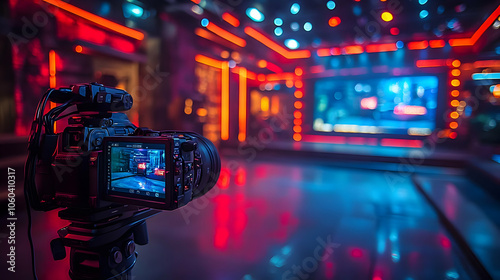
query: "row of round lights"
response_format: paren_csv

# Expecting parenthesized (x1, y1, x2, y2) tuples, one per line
(293, 67, 304, 141)
(448, 59, 462, 139)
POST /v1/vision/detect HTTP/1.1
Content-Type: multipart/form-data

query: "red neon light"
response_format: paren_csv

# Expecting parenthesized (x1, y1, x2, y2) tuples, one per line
(302, 135, 347, 144)
(265, 61, 283, 73)
(206, 22, 246, 47)
(266, 72, 294, 81)
(394, 105, 427, 115)
(416, 59, 447, 68)
(195, 28, 237, 49)
(222, 12, 240, 27)
(154, 168, 165, 176)
(195, 54, 223, 69)
(429, 39, 445, 48)
(310, 65, 325, 74)
(450, 4, 500, 46)
(407, 40, 429, 50)
(42, 0, 144, 40)
(244, 27, 311, 59)
(328, 17, 341, 27)
(221, 62, 230, 140)
(360, 96, 378, 110)
(344, 45, 364, 54)
(138, 163, 146, 169)
(350, 248, 363, 258)
(110, 36, 135, 53)
(366, 43, 397, 53)
(247, 70, 257, 80)
(317, 48, 331, 57)
(238, 67, 247, 142)
(49, 50, 56, 88)
(380, 139, 423, 148)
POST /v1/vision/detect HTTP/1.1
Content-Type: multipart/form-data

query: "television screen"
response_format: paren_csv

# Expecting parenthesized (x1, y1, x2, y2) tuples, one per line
(313, 76, 439, 136)
(106, 142, 166, 200)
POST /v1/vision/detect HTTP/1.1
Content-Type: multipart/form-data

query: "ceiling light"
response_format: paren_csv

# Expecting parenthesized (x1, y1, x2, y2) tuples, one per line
(290, 3, 300, 15)
(381, 12, 393, 22)
(304, 22, 312, 31)
(285, 39, 299, 49)
(274, 27, 283, 36)
(246, 8, 264, 22)
(327, 1, 336, 10)
(419, 10, 429, 19)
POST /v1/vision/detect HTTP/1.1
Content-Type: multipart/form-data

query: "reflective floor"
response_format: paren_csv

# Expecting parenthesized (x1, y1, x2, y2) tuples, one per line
(7, 157, 480, 280)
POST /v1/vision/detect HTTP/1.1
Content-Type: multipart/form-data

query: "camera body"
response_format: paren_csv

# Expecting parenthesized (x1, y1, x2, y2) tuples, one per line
(30, 83, 220, 211)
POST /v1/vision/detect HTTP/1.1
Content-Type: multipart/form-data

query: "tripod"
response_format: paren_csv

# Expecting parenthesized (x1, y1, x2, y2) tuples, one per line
(50, 205, 160, 280)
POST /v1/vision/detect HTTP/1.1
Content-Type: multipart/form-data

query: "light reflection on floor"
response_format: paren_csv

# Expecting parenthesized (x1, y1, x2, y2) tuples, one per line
(14, 157, 478, 279)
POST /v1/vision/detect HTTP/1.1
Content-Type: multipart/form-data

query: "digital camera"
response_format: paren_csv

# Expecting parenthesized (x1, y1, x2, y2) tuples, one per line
(25, 83, 220, 211)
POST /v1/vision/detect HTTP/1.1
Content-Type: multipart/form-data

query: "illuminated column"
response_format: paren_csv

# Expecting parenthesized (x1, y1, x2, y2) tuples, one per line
(293, 67, 303, 141)
(221, 61, 230, 140)
(238, 67, 247, 142)
(447, 59, 462, 139)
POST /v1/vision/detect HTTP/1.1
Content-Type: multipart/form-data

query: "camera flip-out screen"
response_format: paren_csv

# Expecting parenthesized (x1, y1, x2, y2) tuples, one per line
(104, 138, 173, 205)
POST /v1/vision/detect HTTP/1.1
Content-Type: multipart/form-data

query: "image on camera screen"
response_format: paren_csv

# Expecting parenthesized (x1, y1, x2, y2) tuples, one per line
(107, 142, 166, 199)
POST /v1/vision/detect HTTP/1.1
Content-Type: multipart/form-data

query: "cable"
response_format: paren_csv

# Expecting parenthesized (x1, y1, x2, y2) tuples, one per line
(25, 88, 56, 280)
(24, 165, 38, 280)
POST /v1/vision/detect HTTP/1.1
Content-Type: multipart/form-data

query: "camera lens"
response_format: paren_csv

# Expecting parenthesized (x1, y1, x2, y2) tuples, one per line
(185, 132, 221, 198)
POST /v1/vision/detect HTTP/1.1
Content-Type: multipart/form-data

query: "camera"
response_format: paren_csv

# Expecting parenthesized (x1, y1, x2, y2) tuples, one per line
(25, 82, 220, 211)
(23, 83, 221, 279)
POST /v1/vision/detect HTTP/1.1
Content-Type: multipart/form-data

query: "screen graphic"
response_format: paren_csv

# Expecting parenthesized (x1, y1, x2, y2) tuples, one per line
(107, 142, 166, 200)
(313, 76, 439, 136)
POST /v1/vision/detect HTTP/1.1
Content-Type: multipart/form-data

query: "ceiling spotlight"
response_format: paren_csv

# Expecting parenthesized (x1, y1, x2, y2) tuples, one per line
(291, 22, 300, 31)
(419, 10, 429, 19)
(246, 7, 264, 22)
(418, 0, 428, 5)
(381, 12, 393, 22)
(201, 18, 209, 27)
(274, 18, 283, 26)
(274, 27, 283, 36)
(123, 2, 144, 18)
(285, 39, 299, 49)
(304, 22, 312, 31)
(328, 16, 341, 27)
(327, 1, 336, 10)
(290, 3, 300, 15)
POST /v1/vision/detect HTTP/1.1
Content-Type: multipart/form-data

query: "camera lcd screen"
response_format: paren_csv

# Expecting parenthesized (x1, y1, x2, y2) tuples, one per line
(105, 141, 167, 202)
(313, 76, 439, 136)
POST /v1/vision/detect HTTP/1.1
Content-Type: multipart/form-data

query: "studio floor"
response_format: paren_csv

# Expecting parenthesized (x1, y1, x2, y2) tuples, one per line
(4, 156, 494, 280)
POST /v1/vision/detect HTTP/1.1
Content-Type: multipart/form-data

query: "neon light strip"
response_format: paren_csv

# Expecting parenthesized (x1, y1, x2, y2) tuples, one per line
(450, 4, 500, 46)
(473, 60, 500, 68)
(407, 40, 428, 50)
(43, 0, 144, 40)
(195, 54, 222, 68)
(222, 12, 240, 27)
(344, 45, 364, 54)
(49, 50, 56, 88)
(415, 59, 448, 68)
(206, 22, 246, 47)
(429, 40, 445, 48)
(49, 50, 57, 131)
(238, 68, 247, 142)
(472, 72, 500, 80)
(244, 27, 311, 59)
(366, 43, 397, 53)
(221, 62, 229, 140)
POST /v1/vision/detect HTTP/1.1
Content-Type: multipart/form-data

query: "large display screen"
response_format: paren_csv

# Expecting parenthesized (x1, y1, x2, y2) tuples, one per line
(313, 76, 439, 136)
(106, 142, 167, 201)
